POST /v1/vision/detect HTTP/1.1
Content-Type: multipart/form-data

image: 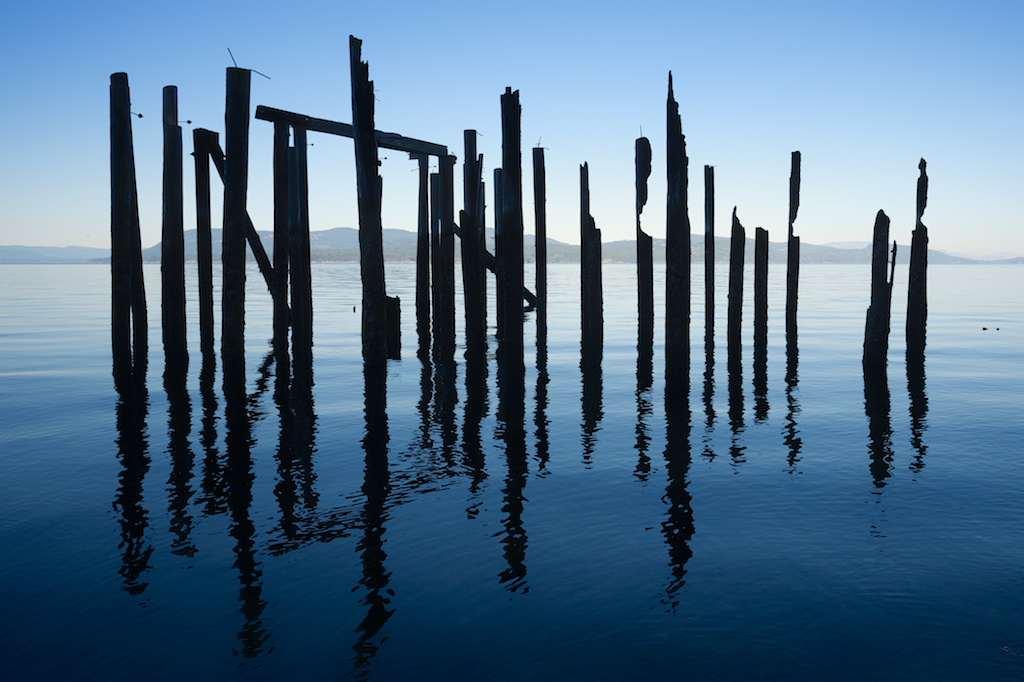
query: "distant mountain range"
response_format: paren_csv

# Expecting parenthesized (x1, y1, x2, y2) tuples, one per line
(3, 227, 1022, 265)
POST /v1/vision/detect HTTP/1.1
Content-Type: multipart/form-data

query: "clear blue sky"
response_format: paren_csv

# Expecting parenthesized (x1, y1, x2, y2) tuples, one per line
(1, 0, 1021, 255)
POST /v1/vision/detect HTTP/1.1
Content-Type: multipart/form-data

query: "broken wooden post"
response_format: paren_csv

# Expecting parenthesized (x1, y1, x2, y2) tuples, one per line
(110, 72, 148, 388)
(636, 136, 654, 355)
(863, 210, 895, 373)
(786, 151, 801, 358)
(498, 87, 524, 388)
(704, 165, 714, 366)
(533, 146, 547, 349)
(350, 36, 387, 370)
(272, 120, 291, 356)
(193, 129, 216, 365)
(493, 167, 504, 339)
(415, 153, 431, 360)
(666, 73, 691, 403)
(291, 126, 313, 371)
(580, 162, 603, 370)
(462, 133, 486, 361)
(727, 208, 745, 371)
(907, 158, 928, 363)
(222, 67, 250, 396)
(436, 154, 457, 366)
(162, 85, 187, 381)
(754, 226, 768, 371)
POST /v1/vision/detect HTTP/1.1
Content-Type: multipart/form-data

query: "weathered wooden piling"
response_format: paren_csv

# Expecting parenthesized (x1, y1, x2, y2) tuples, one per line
(462, 132, 486, 360)
(727, 208, 745, 369)
(350, 36, 388, 369)
(272, 120, 291, 355)
(907, 158, 928, 362)
(110, 72, 146, 387)
(415, 153, 431, 360)
(533, 147, 547, 348)
(498, 87, 524, 384)
(290, 127, 313, 369)
(786, 151, 801, 356)
(192, 129, 216, 362)
(493, 167, 505, 339)
(704, 165, 715, 365)
(636, 136, 654, 352)
(430, 172, 442, 360)
(161, 86, 187, 379)
(863, 210, 895, 373)
(665, 73, 690, 401)
(436, 154, 457, 365)
(754, 226, 768, 368)
(580, 162, 603, 367)
(222, 67, 250, 395)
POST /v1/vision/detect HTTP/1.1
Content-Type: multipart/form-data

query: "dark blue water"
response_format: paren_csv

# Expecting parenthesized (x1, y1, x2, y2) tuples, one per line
(1, 262, 1022, 680)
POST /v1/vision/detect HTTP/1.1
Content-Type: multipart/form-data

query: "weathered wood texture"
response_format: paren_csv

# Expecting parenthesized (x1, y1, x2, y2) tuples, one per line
(462, 132, 486, 360)
(499, 88, 524, 382)
(430, 172, 442, 360)
(727, 208, 745, 368)
(665, 73, 691, 399)
(415, 153, 431, 359)
(863, 210, 895, 373)
(754, 226, 768, 368)
(161, 86, 187, 378)
(906, 158, 928, 361)
(493, 167, 504, 339)
(636, 137, 654, 351)
(786, 151, 801, 354)
(192, 129, 216, 361)
(704, 165, 715, 362)
(290, 127, 313, 367)
(580, 163, 603, 366)
(222, 67, 250, 393)
(272, 120, 291, 354)
(350, 36, 387, 368)
(436, 154, 457, 365)
(533, 147, 547, 348)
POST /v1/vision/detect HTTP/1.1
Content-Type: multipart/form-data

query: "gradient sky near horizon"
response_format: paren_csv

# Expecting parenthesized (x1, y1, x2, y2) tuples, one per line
(1, 0, 1021, 256)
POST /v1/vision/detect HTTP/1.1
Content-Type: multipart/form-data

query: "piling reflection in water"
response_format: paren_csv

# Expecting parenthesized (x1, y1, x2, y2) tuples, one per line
(728, 348, 746, 467)
(864, 370, 893, 487)
(165, 383, 196, 558)
(908, 358, 928, 473)
(784, 358, 803, 474)
(273, 349, 319, 544)
(534, 340, 550, 473)
(661, 396, 694, 611)
(581, 342, 604, 470)
(497, 343, 529, 593)
(702, 360, 716, 461)
(114, 382, 152, 596)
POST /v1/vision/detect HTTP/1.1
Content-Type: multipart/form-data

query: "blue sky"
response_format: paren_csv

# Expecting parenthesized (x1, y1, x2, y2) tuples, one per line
(1, 0, 1021, 255)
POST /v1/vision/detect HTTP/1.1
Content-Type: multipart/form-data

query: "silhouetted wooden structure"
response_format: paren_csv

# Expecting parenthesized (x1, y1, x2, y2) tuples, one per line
(863, 210, 896, 374)
(498, 88, 525, 394)
(462, 132, 486, 361)
(162, 86, 187, 382)
(222, 67, 250, 398)
(907, 158, 928, 362)
(580, 162, 603, 370)
(665, 73, 690, 402)
(533, 147, 548, 348)
(754, 226, 768, 370)
(704, 165, 715, 367)
(786, 151, 801, 357)
(636, 136, 654, 354)
(727, 208, 745, 370)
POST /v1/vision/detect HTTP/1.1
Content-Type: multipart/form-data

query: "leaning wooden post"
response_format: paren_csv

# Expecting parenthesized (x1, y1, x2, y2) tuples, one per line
(415, 153, 431, 359)
(193, 129, 216, 363)
(754, 226, 768, 370)
(786, 151, 801, 356)
(161, 86, 187, 379)
(906, 158, 928, 362)
(437, 154, 457, 365)
(727, 208, 745, 370)
(533, 146, 548, 349)
(222, 67, 250, 395)
(462, 132, 486, 360)
(666, 73, 691, 401)
(291, 126, 313, 369)
(272, 120, 291, 356)
(863, 210, 893, 373)
(636, 136, 654, 353)
(350, 36, 387, 370)
(499, 87, 524, 387)
(580, 162, 603, 369)
(704, 165, 715, 365)
(110, 73, 134, 387)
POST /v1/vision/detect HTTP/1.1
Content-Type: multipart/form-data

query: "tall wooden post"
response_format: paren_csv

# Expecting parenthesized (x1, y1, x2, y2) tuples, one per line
(498, 87, 524, 386)
(580, 163, 603, 369)
(754, 226, 768, 373)
(350, 36, 387, 371)
(291, 126, 313, 372)
(727, 208, 745, 370)
(430, 172, 442, 360)
(463, 133, 486, 360)
(704, 165, 715, 365)
(493, 167, 504, 339)
(272, 120, 291, 356)
(222, 67, 250, 395)
(110, 73, 135, 387)
(162, 86, 187, 380)
(636, 136, 654, 353)
(193, 129, 216, 364)
(907, 158, 928, 362)
(666, 73, 691, 402)
(415, 153, 431, 360)
(786, 151, 801, 357)
(533, 147, 547, 349)
(436, 154, 457, 366)
(863, 210, 895, 374)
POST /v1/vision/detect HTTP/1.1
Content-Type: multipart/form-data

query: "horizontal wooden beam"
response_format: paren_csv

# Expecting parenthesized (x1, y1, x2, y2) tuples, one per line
(255, 105, 448, 158)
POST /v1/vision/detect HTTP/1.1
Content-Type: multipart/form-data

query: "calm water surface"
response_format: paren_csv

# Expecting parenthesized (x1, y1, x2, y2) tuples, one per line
(1, 262, 1022, 680)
